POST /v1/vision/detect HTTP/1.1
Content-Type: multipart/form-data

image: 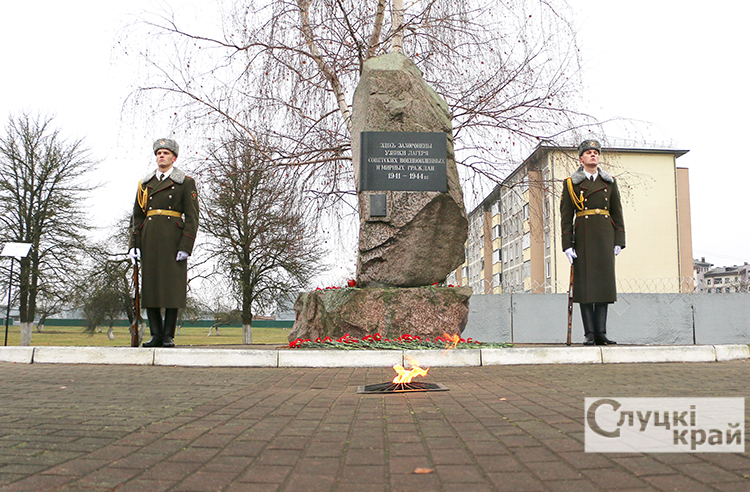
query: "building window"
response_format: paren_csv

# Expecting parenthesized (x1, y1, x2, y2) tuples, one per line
(545, 261, 551, 279)
(707, 279, 712, 285)
(715, 278, 723, 284)
(492, 224, 501, 239)
(523, 203, 530, 220)
(492, 248, 501, 264)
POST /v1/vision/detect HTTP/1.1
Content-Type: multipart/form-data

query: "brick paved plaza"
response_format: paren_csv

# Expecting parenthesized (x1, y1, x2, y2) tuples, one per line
(1, 360, 749, 491)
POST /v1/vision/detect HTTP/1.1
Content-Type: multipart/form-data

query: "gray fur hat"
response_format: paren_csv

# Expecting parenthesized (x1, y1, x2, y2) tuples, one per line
(578, 139, 601, 156)
(153, 138, 179, 157)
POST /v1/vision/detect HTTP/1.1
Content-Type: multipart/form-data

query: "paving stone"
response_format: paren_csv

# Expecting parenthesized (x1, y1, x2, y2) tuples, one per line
(486, 471, 546, 491)
(641, 474, 718, 491)
(1, 359, 749, 491)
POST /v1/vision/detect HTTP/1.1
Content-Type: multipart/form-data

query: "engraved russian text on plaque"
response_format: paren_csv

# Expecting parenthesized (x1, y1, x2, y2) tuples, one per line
(359, 131, 447, 192)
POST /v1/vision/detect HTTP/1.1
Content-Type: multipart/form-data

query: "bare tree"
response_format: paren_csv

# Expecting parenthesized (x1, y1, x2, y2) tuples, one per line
(0, 113, 95, 345)
(199, 136, 325, 343)
(124, 0, 591, 206)
(75, 242, 133, 339)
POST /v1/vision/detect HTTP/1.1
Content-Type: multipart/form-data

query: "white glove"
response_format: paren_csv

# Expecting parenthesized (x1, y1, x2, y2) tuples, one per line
(564, 247, 577, 265)
(614, 245, 622, 256)
(176, 251, 189, 261)
(128, 248, 141, 265)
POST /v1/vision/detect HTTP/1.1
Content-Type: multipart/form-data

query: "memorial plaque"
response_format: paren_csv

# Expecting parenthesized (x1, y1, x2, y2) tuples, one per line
(359, 131, 447, 192)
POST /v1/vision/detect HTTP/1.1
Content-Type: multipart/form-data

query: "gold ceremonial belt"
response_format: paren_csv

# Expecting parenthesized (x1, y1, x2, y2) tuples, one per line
(576, 208, 609, 218)
(146, 209, 183, 218)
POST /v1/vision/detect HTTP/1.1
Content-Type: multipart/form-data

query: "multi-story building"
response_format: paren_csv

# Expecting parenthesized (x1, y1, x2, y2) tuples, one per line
(451, 143, 694, 294)
(693, 257, 714, 293)
(704, 264, 750, 293)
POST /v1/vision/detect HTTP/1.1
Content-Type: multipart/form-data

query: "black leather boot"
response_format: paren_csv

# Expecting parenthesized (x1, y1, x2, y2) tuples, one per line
(579, 303, 596, 345)
(162, 308, 178, 348)
(594, 303, 617, 345)
(143, 308, 164, 347)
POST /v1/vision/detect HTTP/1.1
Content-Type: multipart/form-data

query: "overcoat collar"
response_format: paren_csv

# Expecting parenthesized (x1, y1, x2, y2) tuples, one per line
(570, 166, 613, 185)
(141, 167, 187, 185)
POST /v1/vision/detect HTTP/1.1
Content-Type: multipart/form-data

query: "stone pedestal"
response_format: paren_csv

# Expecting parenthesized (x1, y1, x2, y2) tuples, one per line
(289, 286, 472, 342)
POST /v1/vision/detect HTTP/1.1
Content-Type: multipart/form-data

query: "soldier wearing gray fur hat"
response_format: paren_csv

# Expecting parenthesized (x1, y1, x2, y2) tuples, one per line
(560, 139, 625, 345)
(128, 138, 199, 347)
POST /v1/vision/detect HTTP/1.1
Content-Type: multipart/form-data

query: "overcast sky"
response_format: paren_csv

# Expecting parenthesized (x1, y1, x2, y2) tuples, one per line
(1, 0, 747, 270)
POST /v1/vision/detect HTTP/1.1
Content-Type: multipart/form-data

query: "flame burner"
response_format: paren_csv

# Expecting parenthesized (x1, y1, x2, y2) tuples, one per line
(357, 382, 449, 394)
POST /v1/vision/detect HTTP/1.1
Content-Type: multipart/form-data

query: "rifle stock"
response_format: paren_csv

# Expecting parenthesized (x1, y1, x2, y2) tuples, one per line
(566, 265, 574, 346)
(130, 261, 142, 347)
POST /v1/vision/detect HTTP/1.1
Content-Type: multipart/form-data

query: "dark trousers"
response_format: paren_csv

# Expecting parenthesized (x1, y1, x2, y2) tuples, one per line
(144, 308, 178, 347)
(579, 302, 615, 345)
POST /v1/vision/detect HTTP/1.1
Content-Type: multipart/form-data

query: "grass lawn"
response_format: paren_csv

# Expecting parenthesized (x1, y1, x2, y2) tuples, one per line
(1, 324, 291, 347)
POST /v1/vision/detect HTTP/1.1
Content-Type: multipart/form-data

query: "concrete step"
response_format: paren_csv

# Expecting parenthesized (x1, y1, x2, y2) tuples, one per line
(1, 344, 747, 367)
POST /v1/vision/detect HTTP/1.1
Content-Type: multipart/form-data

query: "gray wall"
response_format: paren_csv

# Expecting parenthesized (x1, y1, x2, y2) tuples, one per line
(462, 293, 750, 345)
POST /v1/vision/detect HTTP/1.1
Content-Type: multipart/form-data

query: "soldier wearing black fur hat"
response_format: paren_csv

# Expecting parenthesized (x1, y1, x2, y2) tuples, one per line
(560, 139, 625, 345)
(128, 138, 199, 347)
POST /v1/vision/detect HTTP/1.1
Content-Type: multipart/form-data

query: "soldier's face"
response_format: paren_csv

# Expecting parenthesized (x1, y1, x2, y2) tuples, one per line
(156, 149, 177, 170)
(580, 149, 599, 167)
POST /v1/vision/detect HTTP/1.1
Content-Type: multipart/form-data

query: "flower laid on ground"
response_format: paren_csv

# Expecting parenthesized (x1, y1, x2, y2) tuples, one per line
(288, 333, 511, 350)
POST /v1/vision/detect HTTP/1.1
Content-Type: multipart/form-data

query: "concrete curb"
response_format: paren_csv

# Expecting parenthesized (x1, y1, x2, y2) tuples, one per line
(278, 349, 402, 367)
(32, 346, 154, 365)
(404, 349, 482, 367)
(483, 346, 603, 365)
(0, 346, 34, 364)
(715, 344, 750, 361)
(154, 348, 277, 367)
(0, 344, 747, 367)
(600, 345, 718, 364)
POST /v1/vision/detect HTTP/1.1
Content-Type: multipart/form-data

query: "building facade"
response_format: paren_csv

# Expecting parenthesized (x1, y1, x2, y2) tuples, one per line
(703, 264, 750, 293)
(693, 257, 713, 293)
(451, 144, 694, 294)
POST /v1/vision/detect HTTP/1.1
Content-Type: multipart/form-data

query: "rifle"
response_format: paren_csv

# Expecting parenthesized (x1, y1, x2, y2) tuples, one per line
(130, 260, 143, 347)
(566, 265, 574, 346)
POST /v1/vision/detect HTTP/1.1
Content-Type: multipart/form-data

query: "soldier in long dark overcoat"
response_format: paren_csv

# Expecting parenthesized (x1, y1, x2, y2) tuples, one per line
(560, 139, 625, 345)
(128, 138, 199, 347)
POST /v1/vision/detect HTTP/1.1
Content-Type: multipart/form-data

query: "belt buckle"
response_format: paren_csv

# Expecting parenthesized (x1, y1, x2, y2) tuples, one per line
(596, 209, 601, 215)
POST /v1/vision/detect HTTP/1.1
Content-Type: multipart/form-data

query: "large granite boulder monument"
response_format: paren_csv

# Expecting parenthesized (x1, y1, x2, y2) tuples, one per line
(290, 53, 470, 343)
(352, 53, 468, 288)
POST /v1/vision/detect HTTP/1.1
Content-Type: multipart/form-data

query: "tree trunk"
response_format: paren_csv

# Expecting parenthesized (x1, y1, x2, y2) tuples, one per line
(36, 323, 44, 333)
(391, 0, 404, 53)
(242, 323, 252, 344)
(107, 324, 115, 340)
(20, 321, 32, 346)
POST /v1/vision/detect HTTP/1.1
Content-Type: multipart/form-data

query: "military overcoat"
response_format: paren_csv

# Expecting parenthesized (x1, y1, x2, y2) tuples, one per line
(560, 166, 625, 304)
(129, 168, 199, 308)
